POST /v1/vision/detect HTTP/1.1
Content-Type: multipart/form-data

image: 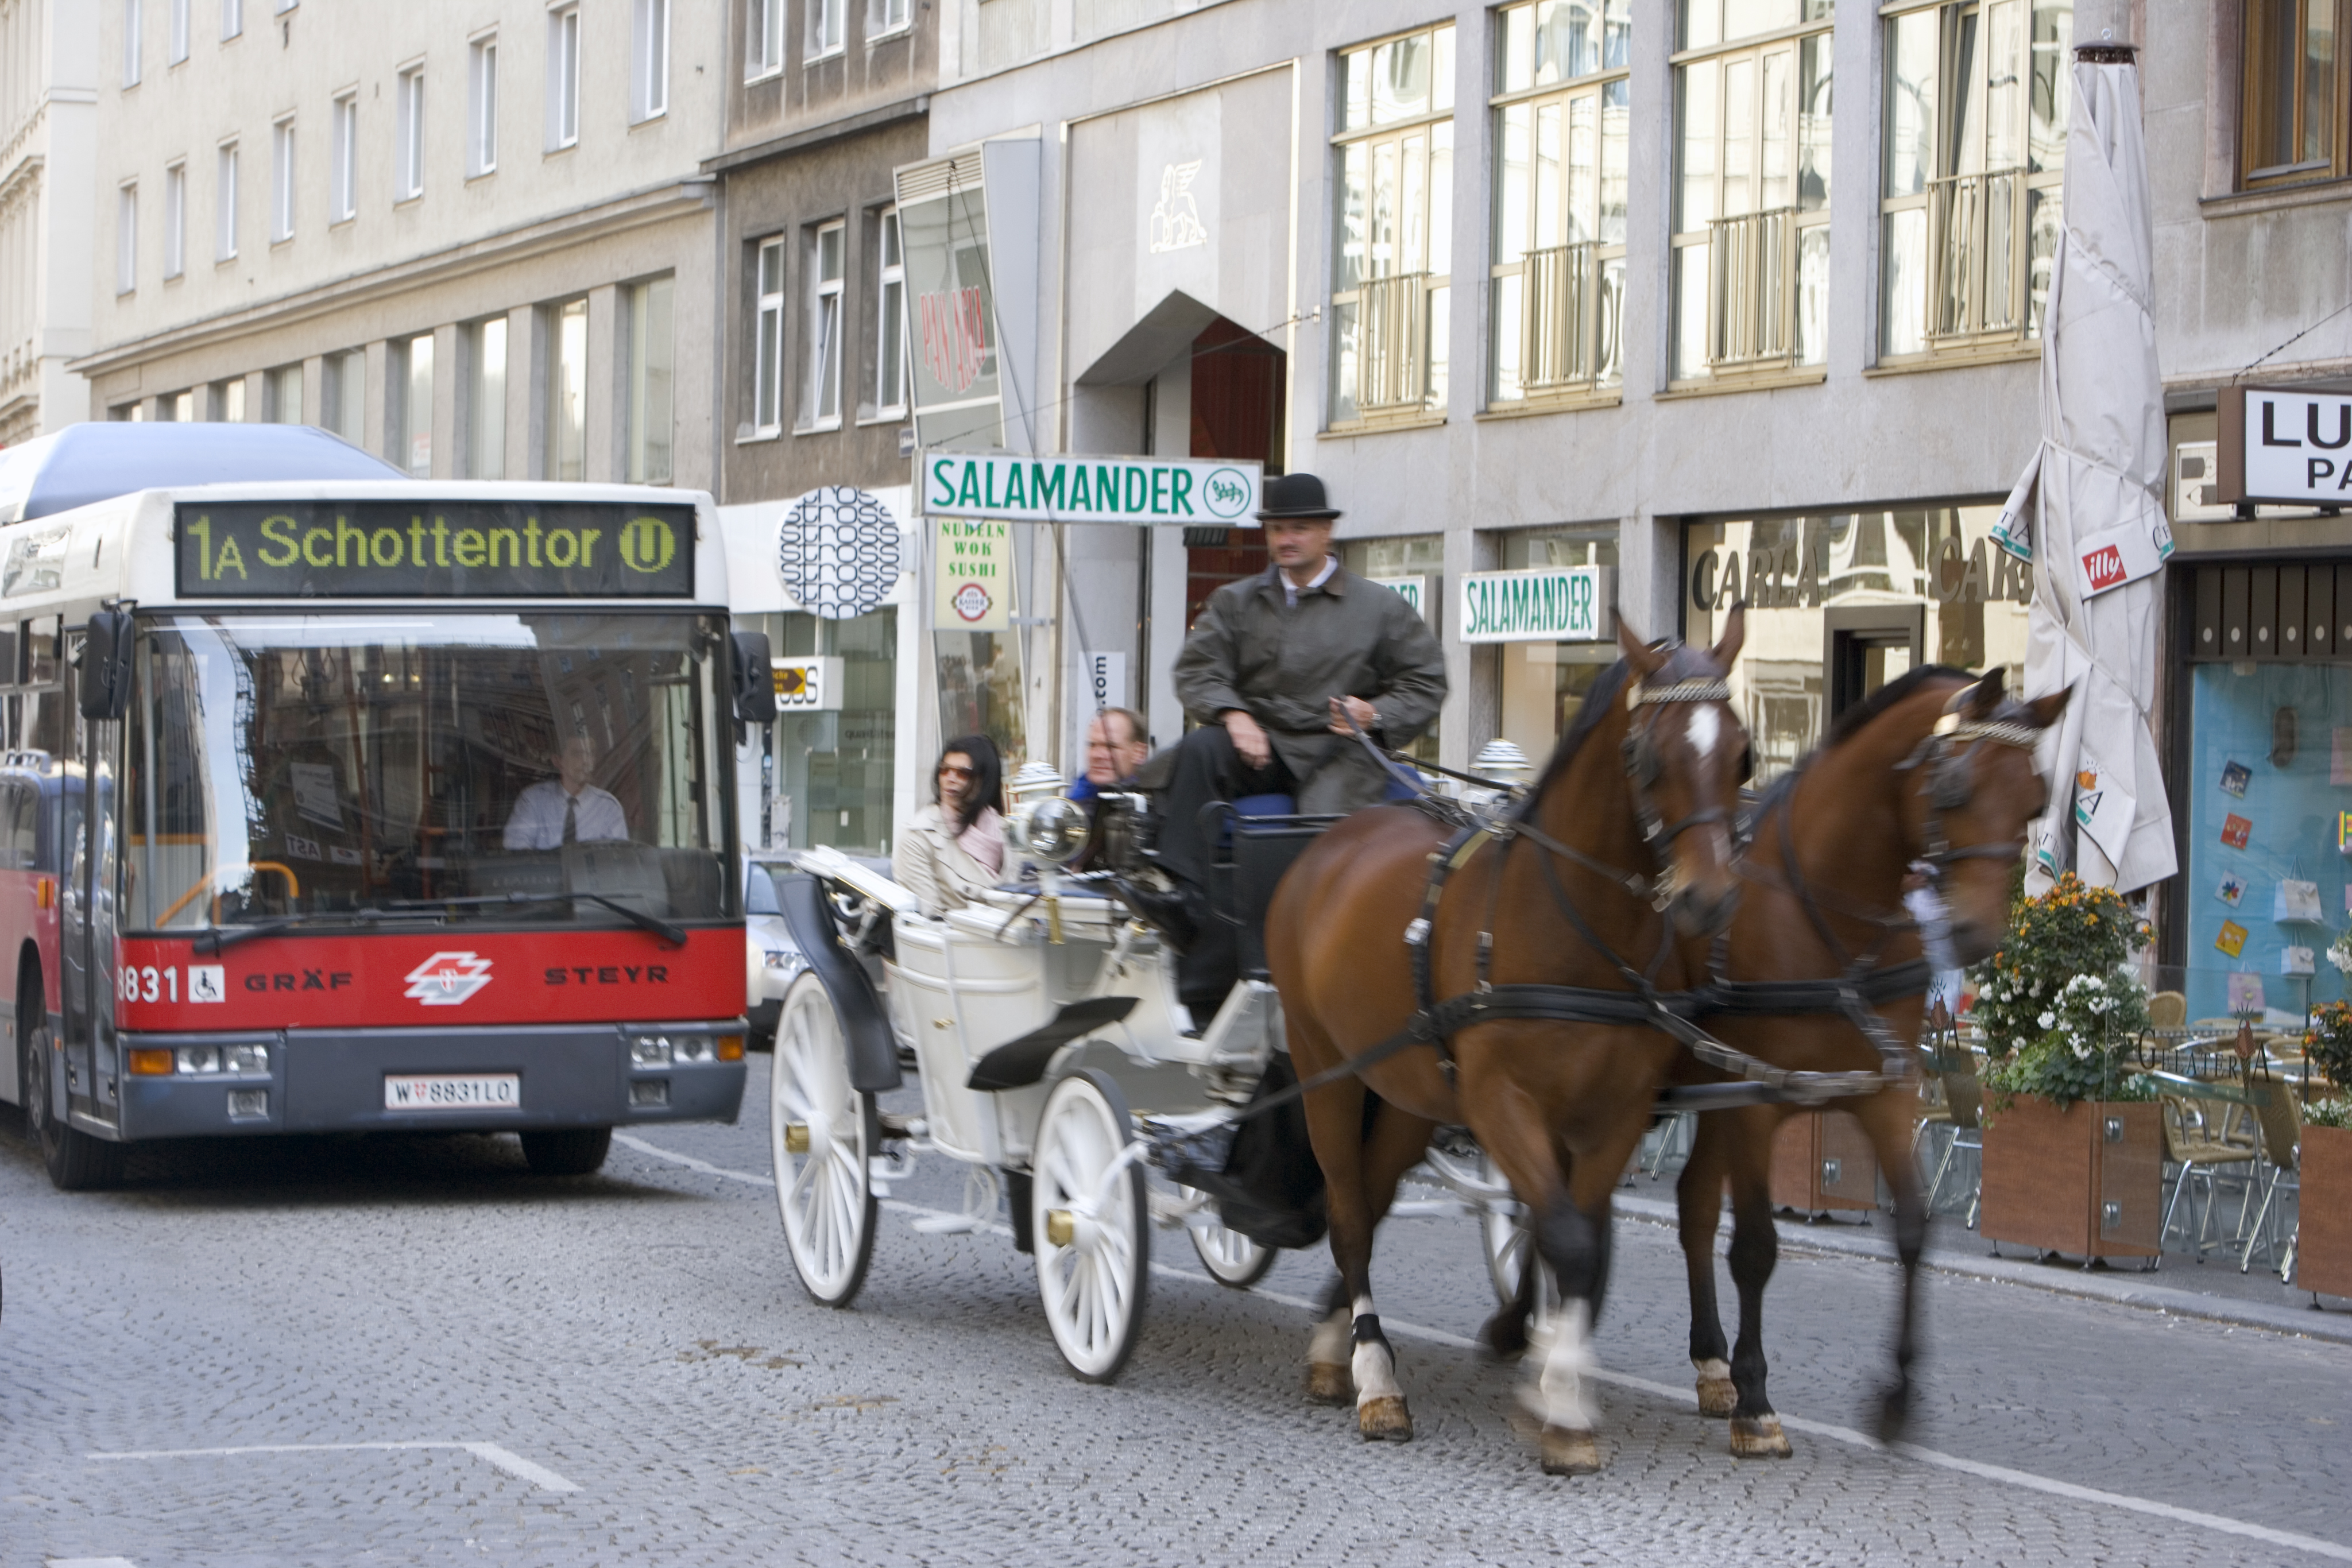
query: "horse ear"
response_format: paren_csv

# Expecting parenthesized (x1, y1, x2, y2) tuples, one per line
(1963, 667, 2007, 718)
(1615, 605, 1665, 677)
(2025, 685, 2071, 729)
(1708, 600, 1746, 671)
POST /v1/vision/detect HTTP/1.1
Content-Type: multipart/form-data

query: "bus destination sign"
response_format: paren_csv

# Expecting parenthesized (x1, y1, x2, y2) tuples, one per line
(174, 501, 698, 598)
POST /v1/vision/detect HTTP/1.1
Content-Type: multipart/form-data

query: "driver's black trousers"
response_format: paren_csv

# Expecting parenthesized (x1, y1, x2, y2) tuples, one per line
(1152, 725, 1299, 1022)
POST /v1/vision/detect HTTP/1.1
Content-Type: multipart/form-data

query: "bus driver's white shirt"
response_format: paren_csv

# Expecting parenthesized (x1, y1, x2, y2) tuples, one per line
(504, 780, 629, 850)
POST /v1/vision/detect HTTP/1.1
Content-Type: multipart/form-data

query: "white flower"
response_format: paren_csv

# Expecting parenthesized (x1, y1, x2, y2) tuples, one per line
(2038, 1010, 2057, 1030)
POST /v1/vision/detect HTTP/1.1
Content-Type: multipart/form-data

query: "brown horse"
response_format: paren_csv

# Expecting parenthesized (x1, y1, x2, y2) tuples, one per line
(1264, 608, 1748, 1475)
(1669, 666, 2066, 1457)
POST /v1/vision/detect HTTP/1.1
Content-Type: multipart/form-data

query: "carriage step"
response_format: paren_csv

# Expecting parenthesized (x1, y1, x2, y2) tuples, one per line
(1388, 1198, 1476, 1220)
(879, 1112, 924, 1140)
(908, 1212, 987, 1235)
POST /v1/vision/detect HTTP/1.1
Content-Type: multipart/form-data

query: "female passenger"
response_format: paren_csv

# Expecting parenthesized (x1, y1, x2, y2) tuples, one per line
(893, 734, 1008, 917)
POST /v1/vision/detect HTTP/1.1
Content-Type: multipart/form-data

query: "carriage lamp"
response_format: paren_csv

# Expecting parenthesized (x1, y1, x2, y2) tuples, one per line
(783, 1123, 811, 1154)
(1043, 1209, 1076, 1248)
(1012, 797, 1089, 866)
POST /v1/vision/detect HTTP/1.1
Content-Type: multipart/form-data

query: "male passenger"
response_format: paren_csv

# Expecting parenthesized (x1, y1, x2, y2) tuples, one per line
(505, 733, 628, 849)
(1071, 706, 1150, 802)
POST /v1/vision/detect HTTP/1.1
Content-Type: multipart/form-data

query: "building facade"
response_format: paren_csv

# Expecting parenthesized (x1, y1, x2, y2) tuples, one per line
(1, 0, 96, 447)
(74, 0, 727, 491)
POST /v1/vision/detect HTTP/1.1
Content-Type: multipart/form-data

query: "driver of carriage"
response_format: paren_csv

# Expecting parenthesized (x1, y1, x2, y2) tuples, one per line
(503, 733, 629, 850)
(893, 734, 1009, 918)
(1139, 472, 1447, 1024)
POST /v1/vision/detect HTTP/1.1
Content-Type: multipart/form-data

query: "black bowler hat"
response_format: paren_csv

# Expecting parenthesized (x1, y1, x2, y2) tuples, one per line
(1255, 472, 1341, 521)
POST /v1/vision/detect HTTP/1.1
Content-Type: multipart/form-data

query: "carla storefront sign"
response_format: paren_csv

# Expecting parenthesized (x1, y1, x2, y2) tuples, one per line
(2217, 385, 2352, 507)
(933, 518, 1012, 632)
(175, 502, 695, 598)
(1689, 532, 2032, 609)
(1459, 566, 1614, 644)
(919, 452, 1260, 526)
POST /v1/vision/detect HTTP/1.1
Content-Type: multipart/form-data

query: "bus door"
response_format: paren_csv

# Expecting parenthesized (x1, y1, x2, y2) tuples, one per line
(59, 629, 120, 1133)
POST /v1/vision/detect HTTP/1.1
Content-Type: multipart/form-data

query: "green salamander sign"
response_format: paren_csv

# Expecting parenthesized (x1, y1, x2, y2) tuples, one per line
(919, 452, 1260, 525)
(174, 502, 697, 598)
(1458, 566, 1615, 644)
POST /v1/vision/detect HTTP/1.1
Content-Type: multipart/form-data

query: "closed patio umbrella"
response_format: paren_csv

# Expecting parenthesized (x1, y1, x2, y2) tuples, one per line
(1992, 38, 2176, 896)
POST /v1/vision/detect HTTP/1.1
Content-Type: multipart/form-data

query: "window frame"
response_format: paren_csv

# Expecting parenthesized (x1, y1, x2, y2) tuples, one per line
(169, 0, 189, 63)
(800, 219, 847, 432)
(746, 0, 784, 80)
(1668, 2, 1836, 388)
(215, 140, 238, 261)
(751, 236, 786, 439)
(625, 274, 676, 483)
(467, 34, 498, 179)
(330, 91, 357, 223)
(465, 316, 508, 480)
(394, 65, 425, 203)
(269, 115, 295, 243)
(871, 0, 912, 40)
(871, 204, 908, 420)
(2242, 0, 2352, 188)
(324, 347, 365, 446)
(547, 5, 581, 151)
(808, 0, 846, 62)
(393, 331, 434, 478)
(123, 0, 143, 87)
(1329, 20, 1458, 429)
(116, 181, 137, 296)
(544, 296, 590, 481)
(163, 160, 187, 279)
(222, 0, 242, 41)
(633, 0, 671, 123)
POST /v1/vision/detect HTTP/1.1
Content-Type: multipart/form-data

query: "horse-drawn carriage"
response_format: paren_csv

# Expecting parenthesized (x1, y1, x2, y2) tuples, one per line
(767, 785, 1516, 1383)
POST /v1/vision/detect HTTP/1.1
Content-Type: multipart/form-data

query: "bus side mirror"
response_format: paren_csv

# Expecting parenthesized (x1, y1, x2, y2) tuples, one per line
(732, 630, 778, 725)
(79, 610, 134, 722)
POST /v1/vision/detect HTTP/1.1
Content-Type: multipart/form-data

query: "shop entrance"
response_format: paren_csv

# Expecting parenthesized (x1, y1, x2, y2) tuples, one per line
(1825, 606, 1926, 721)
(1182, 316, 1286, 628)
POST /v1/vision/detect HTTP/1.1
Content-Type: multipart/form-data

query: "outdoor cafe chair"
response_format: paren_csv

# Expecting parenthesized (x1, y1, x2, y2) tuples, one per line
(1914, 1030, 1984, 1226)
(2238, 1074, 2303, 1279)
(2153, 1071, 2262, 1257)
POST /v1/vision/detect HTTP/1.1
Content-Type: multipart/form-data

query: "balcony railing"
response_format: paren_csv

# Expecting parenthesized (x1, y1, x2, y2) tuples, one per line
(1705, 207, 1796, 369)
(1355, 270, 1436, 415)
(1521, 242, 1607, 392)
(1927, 168, 2026, 341)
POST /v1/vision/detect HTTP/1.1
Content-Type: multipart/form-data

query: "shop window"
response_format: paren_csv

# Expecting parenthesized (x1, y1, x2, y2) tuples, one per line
(1881, 1, 2069, 362)
(1671, 0, 1833, 384)
(264, 362, 301, 423)
(392, 332, 433, 478)
(1489, 1, 1629, 406)
(323, 348, 364, 446)
(1344, 533, 1445, 762)
(1331, 22, 1454, 427)
(760, 609, 898, 857)
(1681, 506, 2030, 782)
(1487, 525, 1619, 767)
(545, 296, 588, 480)
(465, 318, 506, 479)
(2243, 0, 2350, 188)
(626, 275, 675, 483)
(209, 378, 244, 421)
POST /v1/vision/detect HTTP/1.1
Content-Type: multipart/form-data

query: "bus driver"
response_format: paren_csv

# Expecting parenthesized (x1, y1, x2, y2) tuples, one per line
(505, 733, 628, 849)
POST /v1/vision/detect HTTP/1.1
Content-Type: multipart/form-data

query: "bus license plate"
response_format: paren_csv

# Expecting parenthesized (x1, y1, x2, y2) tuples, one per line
(383, 1074, 520, 1111)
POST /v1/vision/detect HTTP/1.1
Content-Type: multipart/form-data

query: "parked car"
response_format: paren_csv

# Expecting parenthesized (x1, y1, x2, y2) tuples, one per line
(745, 860, 802, 1050)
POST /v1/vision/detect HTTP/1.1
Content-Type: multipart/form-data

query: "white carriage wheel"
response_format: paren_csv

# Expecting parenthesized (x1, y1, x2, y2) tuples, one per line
(1184, 1191, 1276, 1290)
(1032, 1070, 1150, 1383)
(771, 973, 879, 1308)
(1476, 1153, 1560, 1334)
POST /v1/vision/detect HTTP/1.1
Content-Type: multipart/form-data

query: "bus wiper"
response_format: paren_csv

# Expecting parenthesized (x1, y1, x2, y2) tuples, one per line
(191, 907, 445, 955)
(382, 891, 688, 948)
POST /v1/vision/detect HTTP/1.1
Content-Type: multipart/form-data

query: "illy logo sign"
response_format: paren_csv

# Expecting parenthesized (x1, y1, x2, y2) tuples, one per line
(2082, 543, 2127, 593)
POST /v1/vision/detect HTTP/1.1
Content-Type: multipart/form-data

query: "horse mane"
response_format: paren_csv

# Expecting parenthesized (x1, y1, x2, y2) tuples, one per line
(1526, 656, 1633, 799)
(1821, 663, 1978, 749)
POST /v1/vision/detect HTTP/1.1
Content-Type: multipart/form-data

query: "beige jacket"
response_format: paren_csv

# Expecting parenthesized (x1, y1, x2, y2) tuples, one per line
(893, 804, 1005, 917)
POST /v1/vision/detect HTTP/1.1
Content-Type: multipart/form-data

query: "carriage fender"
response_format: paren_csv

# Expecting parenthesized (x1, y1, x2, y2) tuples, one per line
(777, 871, 904, 1094)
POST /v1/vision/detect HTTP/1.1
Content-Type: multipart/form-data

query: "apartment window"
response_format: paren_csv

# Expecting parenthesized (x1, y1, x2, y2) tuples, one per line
(393, 333, 434, 477)
(748, 0, 783, 79)
(2245, 0, 2351, 186)
(117, 184, 136, 295)
(872, 0, 911, 38)
(1881, 2, 2070, 361)
(626, 276, 675, 483)
(632, 0, 670, 122)
(1490, 1, 1630, 405)
(395, 66, 424, 201)
(547, 7, 581, 150)
(466, 318, 507, 479)
(222, 0, 241, 40)
(270, 118, 295, 242)
(215, 142, 238, 260)
(1671, 0, 1834, 384)
(752, 238, 784, 436)
(123, 0, 142, 87)
(169, 0, 189, 63)
(209, 378, 245, 421)
(274, 0, 295, 11)
(164, 162, 186, 278)
(546, 297, 589, 480)
(468, 36, 498, 178)
(1332, 23, 1455, 426)
(323, 348, 364, 444)
(802, 222, 845, 428)
(265, 362, 303, 423)
(874, 206, 907, 416)
(809, 0, 845, 60)
(331, 93, 357, 221)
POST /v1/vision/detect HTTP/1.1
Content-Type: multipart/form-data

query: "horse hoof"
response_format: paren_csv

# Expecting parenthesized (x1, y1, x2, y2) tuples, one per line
(1357, 1395, 1414, 1442)
(1730, 1415, 1792, 1459)
(1696, 1376, 1738, 1418)
(1539, 1426, 1602, 1476)
(1305, 1362, 1353, 1406)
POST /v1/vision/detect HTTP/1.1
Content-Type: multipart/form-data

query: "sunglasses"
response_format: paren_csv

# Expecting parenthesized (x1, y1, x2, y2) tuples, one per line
(938, 764, 975, 780)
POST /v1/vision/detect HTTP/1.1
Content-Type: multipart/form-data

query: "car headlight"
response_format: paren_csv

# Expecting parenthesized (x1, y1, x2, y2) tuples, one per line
(763, 950, 800, 970)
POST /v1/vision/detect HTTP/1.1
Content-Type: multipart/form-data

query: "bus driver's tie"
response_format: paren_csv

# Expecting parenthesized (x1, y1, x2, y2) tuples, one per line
(563, 796, 578, 846)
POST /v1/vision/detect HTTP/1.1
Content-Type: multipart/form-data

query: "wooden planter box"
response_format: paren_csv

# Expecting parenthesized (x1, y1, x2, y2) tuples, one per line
(1980, 1095, 2161, 1260)
(2300, 1123, 2352, 1300)
(1770, 1110, 1880, 1214)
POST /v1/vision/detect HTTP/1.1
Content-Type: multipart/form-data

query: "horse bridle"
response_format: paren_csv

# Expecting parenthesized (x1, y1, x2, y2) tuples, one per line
(1621, 675, 1749, 857)
(1899, 703, 2048, 876)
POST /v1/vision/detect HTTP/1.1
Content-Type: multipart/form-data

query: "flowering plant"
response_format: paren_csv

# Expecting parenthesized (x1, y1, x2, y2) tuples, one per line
(2308, 1098, 2352, 1132)
(1970, 873, 2153, 1108)
(2326, 931, 2352, 977)
(2307, 1000, 2352, 1092)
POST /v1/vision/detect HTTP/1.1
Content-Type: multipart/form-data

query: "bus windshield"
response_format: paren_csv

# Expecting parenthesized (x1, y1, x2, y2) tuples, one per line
(126, 611, 734, 932)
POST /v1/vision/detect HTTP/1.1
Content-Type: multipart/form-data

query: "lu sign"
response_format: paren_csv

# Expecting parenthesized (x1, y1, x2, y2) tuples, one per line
(919, 452, 1261, 525)
(2216, 385, 2352, 507)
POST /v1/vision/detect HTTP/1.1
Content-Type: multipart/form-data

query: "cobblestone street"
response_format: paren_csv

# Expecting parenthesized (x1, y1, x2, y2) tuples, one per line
(5, 1056, 2349, 1567)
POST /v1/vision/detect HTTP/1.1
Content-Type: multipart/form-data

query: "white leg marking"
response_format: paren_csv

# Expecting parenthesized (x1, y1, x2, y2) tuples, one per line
(1686, 704, 1720, 762)
(1307, 1307, 1351, 1366)
(1520, 1300, 1598, 1432)
(1349, 1294, 1403, 1405)
(1694, 1357, 1731, 1380)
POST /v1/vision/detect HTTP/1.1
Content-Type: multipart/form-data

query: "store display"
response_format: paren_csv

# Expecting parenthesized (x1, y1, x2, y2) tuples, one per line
(2221, 758, 2252, 797)
(2218, 873, 2247, 907)
(2285, 946, 2318, 976)
(2216, 919, 2249, 957)
(2277, 878, 2324, 922)
(2229, 973, 2266, 1014)
(2335, 728, 2352, 785)
(2222, 813, 2253, 850)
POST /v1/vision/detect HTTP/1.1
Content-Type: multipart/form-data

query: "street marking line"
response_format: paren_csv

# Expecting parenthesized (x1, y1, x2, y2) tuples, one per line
(49, 1558, 140, 1567)
(86, 1442, 580, 1495)
(625, 1131, 2352, 1563)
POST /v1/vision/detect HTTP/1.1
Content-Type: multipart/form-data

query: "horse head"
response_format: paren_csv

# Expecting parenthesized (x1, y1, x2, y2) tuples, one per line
(1615, 603, 1750, 939)
(1902, 668, 2070, 966)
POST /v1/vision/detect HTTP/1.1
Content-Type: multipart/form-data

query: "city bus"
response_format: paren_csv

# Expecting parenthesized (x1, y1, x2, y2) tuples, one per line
(0, 476, 771, 1188)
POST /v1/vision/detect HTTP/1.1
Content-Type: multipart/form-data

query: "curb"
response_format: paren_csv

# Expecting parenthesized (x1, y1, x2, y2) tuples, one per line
(1612, 1191, 2352, 1347)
